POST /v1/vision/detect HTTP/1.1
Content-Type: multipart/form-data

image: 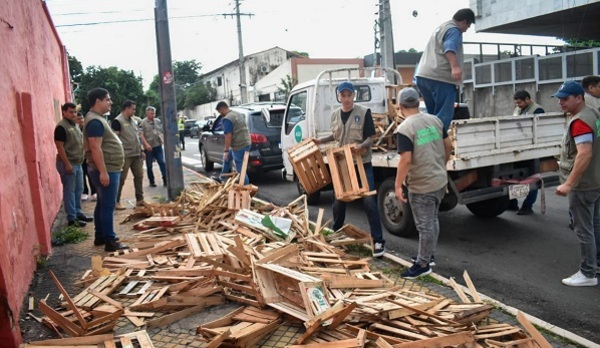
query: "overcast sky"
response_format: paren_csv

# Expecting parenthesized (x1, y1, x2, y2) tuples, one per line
(46, 0, 563, 89)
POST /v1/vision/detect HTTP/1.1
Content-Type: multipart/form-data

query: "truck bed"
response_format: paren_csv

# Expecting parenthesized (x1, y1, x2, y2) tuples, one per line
(371, 112, 566, 171)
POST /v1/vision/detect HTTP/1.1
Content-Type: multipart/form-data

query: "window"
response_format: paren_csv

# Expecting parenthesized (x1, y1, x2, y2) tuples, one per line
(539, 56, 562, 81)
(494, 61, 512, 83)
(566, 52, 593, 78)
(515, 58, 535, 80)
(475, 65, 491, 85)
(335, 85, 371, 103)
(217, 76, 222, 86)
(285, 92, 307, 135)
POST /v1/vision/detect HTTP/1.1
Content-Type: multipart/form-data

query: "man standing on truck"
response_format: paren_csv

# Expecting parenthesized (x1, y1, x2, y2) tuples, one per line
(415, 8, 475, 132)
(394, 88, 452, 279)
(553, 81, 600, 287)
(314, 81, 386, 257)
(215, 101, 251, 185)
(509, 90, 545, 215)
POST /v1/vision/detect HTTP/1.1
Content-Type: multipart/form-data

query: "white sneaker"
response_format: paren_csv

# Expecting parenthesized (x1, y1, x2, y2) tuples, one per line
(81, 194, 89, 201)
(561, 271, 598, 287)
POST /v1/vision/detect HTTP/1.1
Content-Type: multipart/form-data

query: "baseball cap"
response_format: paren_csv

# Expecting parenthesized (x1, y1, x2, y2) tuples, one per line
(552, 81, 585, 98)
(398, 87, 420, 106)
(337, 81, 355, 94)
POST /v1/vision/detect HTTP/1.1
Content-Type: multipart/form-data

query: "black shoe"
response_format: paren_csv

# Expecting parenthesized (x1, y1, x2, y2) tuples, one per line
(163, 178, 167, 186)
(517, 207, 533, 215)
(401, 263, 432, 279)
(105, 240, 128, 252)
(76, 214, 93, 222)
(507, 200, 519, 211)
(94, 237, 119, 246)
(372, 242, 385, 258)
(411, 255, 436, 267)
(149, 182, 157, 187)
(210, 176, 222, 183)
(68, 220, 86, 227)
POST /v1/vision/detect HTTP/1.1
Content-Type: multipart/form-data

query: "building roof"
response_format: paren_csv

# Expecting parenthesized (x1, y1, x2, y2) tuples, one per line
(200, 46, 305, 77)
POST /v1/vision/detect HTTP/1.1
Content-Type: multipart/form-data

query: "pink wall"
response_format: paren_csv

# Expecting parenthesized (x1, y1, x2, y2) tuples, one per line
(0, 1, 69, 345)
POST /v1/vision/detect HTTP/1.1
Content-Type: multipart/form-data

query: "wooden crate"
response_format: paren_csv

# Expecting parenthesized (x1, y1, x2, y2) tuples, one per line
(326, 145, 375, 202)
(287, 138, 332, 194)
(254, 263, 331, 321)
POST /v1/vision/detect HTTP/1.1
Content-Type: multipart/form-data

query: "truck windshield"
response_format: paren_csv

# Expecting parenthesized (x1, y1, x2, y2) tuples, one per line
(335, 85, 371, 103)
(285, 92, 307, 135)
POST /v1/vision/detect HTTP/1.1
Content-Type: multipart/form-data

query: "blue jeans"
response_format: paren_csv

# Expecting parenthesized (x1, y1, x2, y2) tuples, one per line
(56, 160, 84, 222)
(332, 163, 384, 244)
(409, 187, 446, 267)
(89, 170, 120, 242)
(416, 76, 457, 132)
(145, 146, 166, 184)
(568, 189, 600, 278)
(220, 145, 251, 185)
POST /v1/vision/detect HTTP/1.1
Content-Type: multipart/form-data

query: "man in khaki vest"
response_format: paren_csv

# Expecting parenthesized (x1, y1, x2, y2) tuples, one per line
(140, 106, 167, 187)
(84, 87, 127, 252)
(54, 102, 93, 227)
(112, 100, 146, 210)
(315, 81, 386, 257)
(553, 81, 600, 287)
(394, 88, 452, 279)
(215, 101, 251, 185)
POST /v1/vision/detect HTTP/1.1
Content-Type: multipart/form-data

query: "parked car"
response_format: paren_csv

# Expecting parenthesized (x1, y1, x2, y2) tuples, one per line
(183, 119, 197, 136)
(189, 120, 211, 138)
(198, 102, 285, 174)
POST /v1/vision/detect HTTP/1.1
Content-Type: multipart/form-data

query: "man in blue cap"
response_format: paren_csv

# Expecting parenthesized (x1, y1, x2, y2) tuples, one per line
(554, 81, 600, 287)
(315, 81, 386, 257)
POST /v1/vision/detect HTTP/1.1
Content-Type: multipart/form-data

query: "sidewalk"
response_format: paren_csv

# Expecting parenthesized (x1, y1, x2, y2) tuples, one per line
(18, 165, 590, 347)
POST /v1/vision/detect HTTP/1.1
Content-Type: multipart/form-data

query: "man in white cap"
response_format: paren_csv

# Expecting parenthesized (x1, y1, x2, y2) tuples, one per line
(394, 87, 452, 279)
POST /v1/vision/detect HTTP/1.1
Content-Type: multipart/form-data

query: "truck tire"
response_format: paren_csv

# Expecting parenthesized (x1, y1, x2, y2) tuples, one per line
(296, 179, 320, 205)
(466, 196, 510, 218)
(199, 145, 214, 172)
(377, 178, 417, 237)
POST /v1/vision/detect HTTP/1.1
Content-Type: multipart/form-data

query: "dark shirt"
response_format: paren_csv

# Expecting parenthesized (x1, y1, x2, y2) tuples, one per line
(340, 108, 376, 139)
(223, 118, 234, 134)
(86, 119, 105, 137)
(111, 119, 122, 132)
(54, 126, 67, 142)
(212, 116, 224, 132)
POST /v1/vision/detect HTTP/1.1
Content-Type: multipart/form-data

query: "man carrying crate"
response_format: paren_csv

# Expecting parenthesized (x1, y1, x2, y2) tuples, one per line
(315, 81, 386, 257)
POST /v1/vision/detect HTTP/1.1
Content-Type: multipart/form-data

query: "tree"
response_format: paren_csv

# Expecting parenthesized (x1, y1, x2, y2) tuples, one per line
(68, 54, 83, 81)
(560, 38, 600, 48)
(183, 82, 217, 109)
(145, 59, 204, 112)
(76, 66, 145, 119)
(292, 51, 309, 58)
(277, 75, 297, 101)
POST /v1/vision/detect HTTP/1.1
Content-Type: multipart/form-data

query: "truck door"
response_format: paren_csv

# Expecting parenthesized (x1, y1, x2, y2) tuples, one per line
(281, 90, 309, 180)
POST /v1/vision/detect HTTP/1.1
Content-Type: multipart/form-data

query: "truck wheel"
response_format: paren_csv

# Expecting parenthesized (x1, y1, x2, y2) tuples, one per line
(466, 196, 509, 218)
(377, 178, 417, 237)
(200, 145, 214, 172)
(296, 179, 320, 205)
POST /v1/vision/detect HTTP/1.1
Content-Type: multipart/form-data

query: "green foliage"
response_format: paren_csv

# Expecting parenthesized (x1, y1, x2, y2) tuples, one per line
(52, 226, 89, 246)
(145, 59, 207, 112)
(560, 38, 600, 48)
(398, 48, 419, 53)
(184, 82, 217, 109)
(68, 54, 83, 82)
(292, 51, 310, 57)
(76, 66, 145, 119)
(276, 75, 298, 101)
(173, 60, 202, 85)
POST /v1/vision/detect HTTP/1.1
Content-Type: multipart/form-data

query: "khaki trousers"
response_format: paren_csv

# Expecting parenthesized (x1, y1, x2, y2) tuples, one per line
(117, 156, 144, 202)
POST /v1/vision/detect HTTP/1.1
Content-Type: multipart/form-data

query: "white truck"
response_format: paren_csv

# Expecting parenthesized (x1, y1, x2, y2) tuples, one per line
(280, 67, 565, 237)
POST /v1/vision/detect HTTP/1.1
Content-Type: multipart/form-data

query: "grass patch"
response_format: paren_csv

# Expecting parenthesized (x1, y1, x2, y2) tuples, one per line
(52, 225, 89, 246)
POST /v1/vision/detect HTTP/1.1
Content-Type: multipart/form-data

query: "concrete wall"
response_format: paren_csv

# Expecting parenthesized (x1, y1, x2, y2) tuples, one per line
(464, 82, 563, 118)
(0, 1, 68, 345)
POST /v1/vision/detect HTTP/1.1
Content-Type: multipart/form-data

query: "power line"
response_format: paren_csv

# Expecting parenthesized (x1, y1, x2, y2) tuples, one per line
(55, 13, 253, 27)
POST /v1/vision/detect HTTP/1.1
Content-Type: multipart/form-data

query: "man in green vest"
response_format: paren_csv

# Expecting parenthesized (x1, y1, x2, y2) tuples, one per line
(394, 88, 452, 278)
(315, 81, 386, 258)
(84, 87, 127, 252)
(54, 102, 93, 227)
(509, 90, 545, 215)
(553, 81, 600, 287)
(178, 115, 186, 150)
(216, 101, 251, 185)
(112, 100, 146, 210)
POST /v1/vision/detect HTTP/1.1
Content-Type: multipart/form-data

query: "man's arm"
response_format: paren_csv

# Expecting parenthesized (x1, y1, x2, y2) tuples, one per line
(394, 152, 412, 203)
(54, 140, 73, 174)
(88, 137, 110, 186)
(139, 124, 151, 151)
(556, 142, 593, 196)
(314, 134, 334, 144)
(445, 51, 462, 82)
(443, 137, 452, 162)
(111, 119, 121, 136)
(443, 28, 463, 82)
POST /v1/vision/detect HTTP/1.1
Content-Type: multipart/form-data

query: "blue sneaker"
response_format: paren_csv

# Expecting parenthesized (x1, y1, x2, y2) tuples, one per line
(401, 263, 432, 279)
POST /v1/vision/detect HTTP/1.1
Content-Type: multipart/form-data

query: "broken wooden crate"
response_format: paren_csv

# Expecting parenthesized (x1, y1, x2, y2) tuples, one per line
(326, 145, 375, 202)
(22, 330, 155, 347)
(287, 138, 332, 194)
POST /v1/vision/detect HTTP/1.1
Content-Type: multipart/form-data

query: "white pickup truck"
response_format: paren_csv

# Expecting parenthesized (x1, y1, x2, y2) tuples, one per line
(280, 67, 565, 237)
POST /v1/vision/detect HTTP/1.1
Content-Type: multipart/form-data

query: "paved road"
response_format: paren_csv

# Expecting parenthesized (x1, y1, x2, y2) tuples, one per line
(180, 138, 600, 345)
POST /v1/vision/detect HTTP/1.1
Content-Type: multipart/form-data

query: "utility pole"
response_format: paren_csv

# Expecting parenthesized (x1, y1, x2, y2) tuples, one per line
(235, 0, 247, 104)
(154, 0, 184, 201)
(379, 0, 397, 83)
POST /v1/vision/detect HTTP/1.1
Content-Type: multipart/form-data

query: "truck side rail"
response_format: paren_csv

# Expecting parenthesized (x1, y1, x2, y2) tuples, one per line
(448, 112, 566, 170)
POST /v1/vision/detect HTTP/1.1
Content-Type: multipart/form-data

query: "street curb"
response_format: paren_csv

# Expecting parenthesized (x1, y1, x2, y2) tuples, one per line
(383, 252, 600, 348)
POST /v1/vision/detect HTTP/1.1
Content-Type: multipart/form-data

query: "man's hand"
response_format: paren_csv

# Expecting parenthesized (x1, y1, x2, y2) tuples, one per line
(313, 138, 321, 145)
(395, 185, 407, 203)
(144, 144, 152, 151)
(451, 66, 463, 82)
(351, 145, 365, 155)
(555, 183, 571, 197)
(223, 151, 229, 162)
(141, 152, 146, 160)
(99, 172, 109, 187)
(65, 163, 73, 175)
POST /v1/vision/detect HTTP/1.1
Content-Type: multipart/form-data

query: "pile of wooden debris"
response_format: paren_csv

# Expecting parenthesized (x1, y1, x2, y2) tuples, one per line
(26, 172, 552, 348)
